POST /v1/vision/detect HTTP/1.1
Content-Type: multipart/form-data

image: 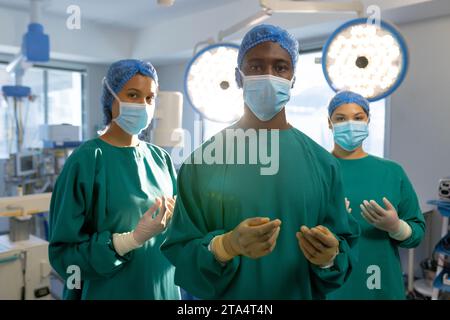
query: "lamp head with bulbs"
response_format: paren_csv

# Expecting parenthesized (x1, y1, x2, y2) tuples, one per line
(322, 18, 409, 102)
(184, 43, 243, 123)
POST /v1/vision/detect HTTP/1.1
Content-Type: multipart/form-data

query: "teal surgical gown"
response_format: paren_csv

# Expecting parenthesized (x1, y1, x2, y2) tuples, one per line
(161, 127, 360, 299)
(48, 138, 180, 300)
(327, 155, 425, 300)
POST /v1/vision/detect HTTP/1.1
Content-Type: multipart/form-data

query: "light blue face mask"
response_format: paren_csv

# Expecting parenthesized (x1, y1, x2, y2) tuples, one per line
(104, 78, 155, 135)
(240, 70, 292, 121)
(331, 120, 369, 151)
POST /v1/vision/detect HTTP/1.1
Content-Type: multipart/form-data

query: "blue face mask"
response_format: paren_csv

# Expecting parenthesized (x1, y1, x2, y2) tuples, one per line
(331, 120, 369, 151)
(240, 71, 292, 121)
(104, 78, 155, 135)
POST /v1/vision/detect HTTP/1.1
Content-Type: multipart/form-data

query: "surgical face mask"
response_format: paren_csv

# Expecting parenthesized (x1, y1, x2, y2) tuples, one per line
(331, 120, 369, 151)
(240, 70, 292, 121)
(103, 78, 155, 135)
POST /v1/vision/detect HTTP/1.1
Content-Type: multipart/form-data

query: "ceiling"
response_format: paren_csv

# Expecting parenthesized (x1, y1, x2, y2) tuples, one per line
(0, 0, 444, 32)
(0, 0, 448, 64)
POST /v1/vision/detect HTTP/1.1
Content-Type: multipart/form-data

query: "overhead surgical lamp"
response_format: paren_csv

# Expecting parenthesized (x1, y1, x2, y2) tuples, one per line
(185, 43, 243, 123)
(322, 18, 409, 101)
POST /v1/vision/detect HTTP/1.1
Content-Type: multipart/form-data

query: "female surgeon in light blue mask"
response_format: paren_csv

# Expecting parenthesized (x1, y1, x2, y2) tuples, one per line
(48, 59, 180, 300)
(327, 91, 425, 300)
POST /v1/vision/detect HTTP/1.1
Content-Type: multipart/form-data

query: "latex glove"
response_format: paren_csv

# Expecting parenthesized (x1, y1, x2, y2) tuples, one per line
(360, 198, 400, 234)
(113, 197, 175, 256)
(133, 196, 175, 245)
(211, 217, 281, 262)
(296, 225, 339, 268)
(345, 197, 352, 214)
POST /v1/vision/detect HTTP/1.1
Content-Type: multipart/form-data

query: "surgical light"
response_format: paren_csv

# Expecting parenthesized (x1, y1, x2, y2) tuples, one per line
(322, 18, 409, 101)
(185, 43, 243, 123)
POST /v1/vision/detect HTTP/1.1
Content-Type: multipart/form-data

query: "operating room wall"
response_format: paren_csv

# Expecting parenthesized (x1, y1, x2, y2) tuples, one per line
(388, 14, 450, 276)
(156, 61, 202, 166)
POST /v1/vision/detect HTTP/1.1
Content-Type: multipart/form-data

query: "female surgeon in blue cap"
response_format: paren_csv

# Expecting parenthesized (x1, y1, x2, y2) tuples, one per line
(48, 59, 180, 300)
(161, 25, 360, 299)
(326, 91, 425, 299)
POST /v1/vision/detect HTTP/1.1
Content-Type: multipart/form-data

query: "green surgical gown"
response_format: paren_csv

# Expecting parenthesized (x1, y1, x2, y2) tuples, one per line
(327, 155, 425, 300)
(48, 138, 180, 300)
(161, 127, 360, 299)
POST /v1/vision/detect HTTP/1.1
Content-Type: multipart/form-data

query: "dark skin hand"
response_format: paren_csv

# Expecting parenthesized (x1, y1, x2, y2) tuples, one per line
(296, 225, 339, 267)
(234, 41, 295, 131)
(224, 217, 282, 259)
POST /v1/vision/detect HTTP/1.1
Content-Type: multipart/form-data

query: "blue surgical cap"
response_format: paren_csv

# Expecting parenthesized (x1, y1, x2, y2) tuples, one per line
(235, 24, 299, 88)
(101, 59, 158, 124)
(328, 91, 370, 117)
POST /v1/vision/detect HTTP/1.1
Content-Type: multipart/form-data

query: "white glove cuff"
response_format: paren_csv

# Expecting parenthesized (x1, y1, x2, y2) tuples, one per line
(389, 220, 412, 241)
(112, 232, 142, 256)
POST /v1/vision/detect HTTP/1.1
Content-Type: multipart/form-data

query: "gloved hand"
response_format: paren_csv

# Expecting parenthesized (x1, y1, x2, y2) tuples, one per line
(133, 196, 175, 245)
(345, 197, 352, 214)
(113, 196, 176, 256)
(360, 197, 400, 233)
(296, 225, 339, 268)
(211, 217, 281, 262)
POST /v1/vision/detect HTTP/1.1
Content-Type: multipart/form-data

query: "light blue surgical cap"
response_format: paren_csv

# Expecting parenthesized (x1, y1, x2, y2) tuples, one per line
(101, 59, 158, 124)
(235, 24, 299, 88)
(328, 91, 370, 116)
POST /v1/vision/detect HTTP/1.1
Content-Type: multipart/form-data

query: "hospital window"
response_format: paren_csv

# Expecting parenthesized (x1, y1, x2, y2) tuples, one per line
(0, 63, 84, 157)
(202, 50, 386, 157)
